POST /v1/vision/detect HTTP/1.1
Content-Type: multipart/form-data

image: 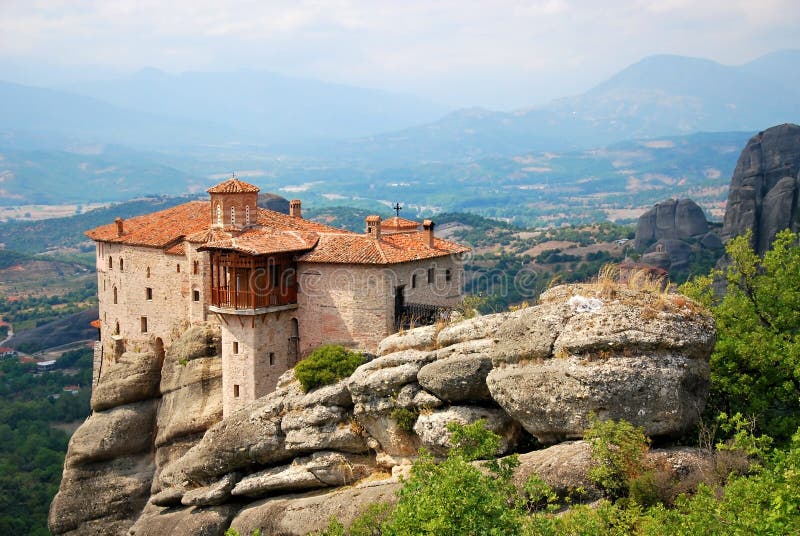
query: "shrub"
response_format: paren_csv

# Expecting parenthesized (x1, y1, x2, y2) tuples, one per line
(584, 414, 651, 499)
(294, 345, 365, 393)
(390, 407, 418, 432)
(381, 421, 525, 536)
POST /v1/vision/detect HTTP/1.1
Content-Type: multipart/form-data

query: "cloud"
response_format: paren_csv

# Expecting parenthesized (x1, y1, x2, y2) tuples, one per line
(0, 0, 798, 107)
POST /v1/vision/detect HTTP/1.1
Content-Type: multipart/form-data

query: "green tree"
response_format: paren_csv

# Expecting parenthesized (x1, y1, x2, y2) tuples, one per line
(681, 229, 800, 441)
(381, 420, 525, 536)
(584, 415, 651, 499)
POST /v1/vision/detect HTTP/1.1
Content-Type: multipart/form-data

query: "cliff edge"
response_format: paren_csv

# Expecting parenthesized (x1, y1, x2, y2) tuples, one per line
(49, 282, 715, 535)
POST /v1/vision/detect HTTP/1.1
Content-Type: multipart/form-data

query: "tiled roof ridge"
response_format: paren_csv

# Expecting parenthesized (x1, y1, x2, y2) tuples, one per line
(207, 177, 260, 193)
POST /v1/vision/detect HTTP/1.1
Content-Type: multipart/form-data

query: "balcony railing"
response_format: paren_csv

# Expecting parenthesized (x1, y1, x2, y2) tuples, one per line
(395, 302, 451, 331)
(211, 286, 297, 310)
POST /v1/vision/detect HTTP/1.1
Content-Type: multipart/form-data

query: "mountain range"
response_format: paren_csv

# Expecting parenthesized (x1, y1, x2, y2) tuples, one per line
(1, 50, 797, 158)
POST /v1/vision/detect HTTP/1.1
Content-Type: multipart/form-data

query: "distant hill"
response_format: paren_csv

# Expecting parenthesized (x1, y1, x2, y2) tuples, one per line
(0, 196, 196, 254)
(326, 51, 800, 163)
(58, 68, 448, 144)
(5, 307, 98, 353)
(0, 144, 198, 205)
(0, 80, 233, 147)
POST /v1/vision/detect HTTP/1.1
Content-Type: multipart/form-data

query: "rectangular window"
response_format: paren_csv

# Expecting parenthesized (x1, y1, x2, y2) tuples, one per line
(145, 287, 153, 300)
(427, 266, 434, 284)
(140, 317, 148, 333)
(193, 260, 199, 275)
(411, 274, 417, 289)
(445, 269, 452, 282)
(176, 264, 181, 273)
(193, 290, 200, 302)
(269, 352, 275, 366)
(233, 384, 240, 398)
(233, 341, 239, 354)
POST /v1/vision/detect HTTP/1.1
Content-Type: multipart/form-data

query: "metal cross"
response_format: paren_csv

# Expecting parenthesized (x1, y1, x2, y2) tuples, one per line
(393, 202, 402, 217)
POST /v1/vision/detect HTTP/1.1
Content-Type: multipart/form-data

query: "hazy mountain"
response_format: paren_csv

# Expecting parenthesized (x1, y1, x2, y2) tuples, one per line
(331, 51, 800, 163)
(0, 80, 235, 147)
(60, 68, 448, 143)
(0, 143, 198, 205)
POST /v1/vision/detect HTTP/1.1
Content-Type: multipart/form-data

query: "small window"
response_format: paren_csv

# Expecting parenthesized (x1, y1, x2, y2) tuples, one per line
(145, 287, 153, 300)
(193, 290, 200, 302)
(233, 384, 240, 398)
(113, 286, 118, 304)
(146, 266, 151, 278)
(193, 260, 199, 275)
(176, 264, 181, 273)
(445, 269, 452, 282)
(411, 274, 417, 289)
(140, 316, 148, 333)
(245, 205, 250, 225)
(231, 206, 236, 226)
(119, 258, 124, 272)
(427, 266, 434, 284)
(108, 256, 113, 269)
(269, 352, 275, 366)
(233, 341, 239, 354)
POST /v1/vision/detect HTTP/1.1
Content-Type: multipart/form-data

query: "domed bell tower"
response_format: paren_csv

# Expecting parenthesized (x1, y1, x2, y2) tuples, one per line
(207, 175, 260, 230)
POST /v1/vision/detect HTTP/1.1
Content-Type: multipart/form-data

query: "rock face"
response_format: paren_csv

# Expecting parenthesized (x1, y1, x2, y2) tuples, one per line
(721, 123, 800, 254)
(50, 283, 716, 535)
(634, 198, 722, 273)
(49, 323, 225, 536)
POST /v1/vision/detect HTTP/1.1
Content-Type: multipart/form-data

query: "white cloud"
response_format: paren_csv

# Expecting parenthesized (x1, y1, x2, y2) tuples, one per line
(0, 0, 798, 107)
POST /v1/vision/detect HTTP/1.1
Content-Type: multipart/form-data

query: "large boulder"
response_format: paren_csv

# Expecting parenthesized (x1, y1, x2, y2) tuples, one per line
(721, 123, 800, 254)
(49, 455, 154, 536)
(413, 406, 520, 456)
(127, 502, 238, 536)
(635, 198, 710, 251)
(486, 284, 714, 443)
(229, 479, 401, 536)
(66, 400, 157, 467)
(92, 351, 162, 411)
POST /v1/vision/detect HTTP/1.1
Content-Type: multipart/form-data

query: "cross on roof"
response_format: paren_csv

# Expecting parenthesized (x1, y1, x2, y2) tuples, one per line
(393, 202, 402, 217)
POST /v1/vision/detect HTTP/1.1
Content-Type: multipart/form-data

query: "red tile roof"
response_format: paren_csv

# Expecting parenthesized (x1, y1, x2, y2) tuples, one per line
(207, 178, 260, 193)
(85, 201, 210, 248)
(381, 216, 420, 231)
(299, 231, 470, 264)
(200, 229, 319, 256)
(85, 201, 346, 248)
(86, 200, 469, 265)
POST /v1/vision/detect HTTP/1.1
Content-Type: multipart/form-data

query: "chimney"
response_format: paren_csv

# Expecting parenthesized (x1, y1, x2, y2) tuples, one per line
(290, 199, 302, 218)
(115, 217, 124, 237)
(365, 215, 381, 240)
(423, 219, 435, 247)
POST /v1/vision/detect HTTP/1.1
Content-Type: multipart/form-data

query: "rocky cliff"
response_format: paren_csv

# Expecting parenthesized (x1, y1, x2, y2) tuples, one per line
(634, 198, 723, 273)
(49, 282, 715, 535)
(721, 123, 800, 254)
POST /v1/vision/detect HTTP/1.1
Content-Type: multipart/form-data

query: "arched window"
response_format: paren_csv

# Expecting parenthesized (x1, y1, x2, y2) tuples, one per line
(108, 256, 113, 269)
(216, 203, 222, 226)
(114, 320, 120, 335)
(119, 258, 124, 272)
(113, 286, 118, 304)
(245, 205, 250, 225)
(231, 206, 236, 226)
(146, 266, 151, 278)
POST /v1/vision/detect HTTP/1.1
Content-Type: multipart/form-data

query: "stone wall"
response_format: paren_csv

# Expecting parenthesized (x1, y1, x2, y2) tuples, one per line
(297, 256, 463, 354)
(218, 308, 298, 417)
(94, 242, 212, 383)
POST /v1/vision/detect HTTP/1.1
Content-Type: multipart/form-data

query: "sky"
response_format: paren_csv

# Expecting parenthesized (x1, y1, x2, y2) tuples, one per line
(1, 0, 799, 109)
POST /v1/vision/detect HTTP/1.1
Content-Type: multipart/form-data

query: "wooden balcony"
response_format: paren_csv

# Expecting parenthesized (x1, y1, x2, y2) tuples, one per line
(210, 285, 297, 310)
(209, 251, 298, 313)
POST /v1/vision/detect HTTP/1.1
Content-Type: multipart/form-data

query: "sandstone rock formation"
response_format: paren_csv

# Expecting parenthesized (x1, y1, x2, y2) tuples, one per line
(50, 283, 715, 536)
(634, 198, 722, 273)
(721, 123, 800, 254)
